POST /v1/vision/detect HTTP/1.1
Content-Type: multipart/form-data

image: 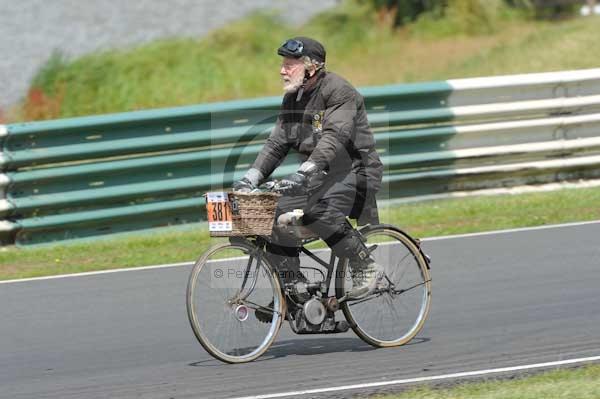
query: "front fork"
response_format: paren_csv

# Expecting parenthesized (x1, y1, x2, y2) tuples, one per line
(227, 237, 266, 305)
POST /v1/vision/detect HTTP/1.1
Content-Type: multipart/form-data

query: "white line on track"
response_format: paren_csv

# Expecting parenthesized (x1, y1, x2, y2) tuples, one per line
(0, 261, 194, 285)
(421, 219, 600, 242)
(1, 219, 599, 285)
(227, 355, 600, 399)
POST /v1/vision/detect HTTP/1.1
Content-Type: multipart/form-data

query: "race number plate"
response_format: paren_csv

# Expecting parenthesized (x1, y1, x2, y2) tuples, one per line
(206, 192, 232, 232)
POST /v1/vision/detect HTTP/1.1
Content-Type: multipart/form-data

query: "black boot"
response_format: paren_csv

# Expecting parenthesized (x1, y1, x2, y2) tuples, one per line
(256, 248, 308, 323)
(331, 231, 385, 299)
(265, 241, 308, 286)
(275, 255, 309, 285)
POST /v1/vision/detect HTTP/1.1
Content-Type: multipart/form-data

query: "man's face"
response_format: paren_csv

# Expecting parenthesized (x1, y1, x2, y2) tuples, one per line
(280, 57, 305, 93)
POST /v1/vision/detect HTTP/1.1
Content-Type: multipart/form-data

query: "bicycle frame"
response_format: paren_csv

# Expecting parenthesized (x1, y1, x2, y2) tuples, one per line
(231, 222, 433, 308)
(298, 242, 338, 294)
(233, 247, 263, 303)
(230, 234, 347, 307)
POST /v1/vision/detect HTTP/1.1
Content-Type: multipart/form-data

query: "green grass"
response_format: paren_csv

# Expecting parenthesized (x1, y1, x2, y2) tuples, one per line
(379, 185, 600, 238)
(16, 3, 381, 120)
(13, 1, 600, 121)
(1, 185, 599, 281)
(372, 364, 600, 399)
(437, 16, 600, 80)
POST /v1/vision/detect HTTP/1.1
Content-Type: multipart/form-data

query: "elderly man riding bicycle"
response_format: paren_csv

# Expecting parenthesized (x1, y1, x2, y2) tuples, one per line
(233, 37, 385, 299)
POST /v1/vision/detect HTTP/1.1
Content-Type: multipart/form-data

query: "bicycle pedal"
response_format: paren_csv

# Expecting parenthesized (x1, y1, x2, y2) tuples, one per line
(334, 320, 349, 333)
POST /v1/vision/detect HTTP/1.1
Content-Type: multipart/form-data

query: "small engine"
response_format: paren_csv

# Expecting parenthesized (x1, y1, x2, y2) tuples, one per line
(303, 298, 326, 325)
(287, 292, 349, 334)
(285, 277, 348, 334)
(286, 280, 312, 304)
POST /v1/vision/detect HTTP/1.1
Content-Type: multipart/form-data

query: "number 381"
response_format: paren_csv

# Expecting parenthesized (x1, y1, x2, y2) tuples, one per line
(212, 202, 228, 221)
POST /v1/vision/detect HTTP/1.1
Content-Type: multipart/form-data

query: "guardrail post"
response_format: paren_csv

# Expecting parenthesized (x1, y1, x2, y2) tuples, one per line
(0, 124, 17, 246)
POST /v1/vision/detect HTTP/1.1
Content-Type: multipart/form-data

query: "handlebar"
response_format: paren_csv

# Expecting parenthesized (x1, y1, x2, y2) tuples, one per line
(258, 180, 288, 194)
(232, 179, 297, 195)
(235, 169, 328, 196)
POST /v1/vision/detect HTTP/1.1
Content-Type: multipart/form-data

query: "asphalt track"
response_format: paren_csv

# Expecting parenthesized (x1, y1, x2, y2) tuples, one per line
(1, 222, 599, 399)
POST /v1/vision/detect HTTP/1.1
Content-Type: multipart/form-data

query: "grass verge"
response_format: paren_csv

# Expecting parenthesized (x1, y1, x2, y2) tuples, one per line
(1, 185, 599, 281)
(372, 364, 600, 399)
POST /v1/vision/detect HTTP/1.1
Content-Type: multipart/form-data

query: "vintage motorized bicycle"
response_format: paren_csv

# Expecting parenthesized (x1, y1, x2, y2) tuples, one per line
(186, 182, 432, 363)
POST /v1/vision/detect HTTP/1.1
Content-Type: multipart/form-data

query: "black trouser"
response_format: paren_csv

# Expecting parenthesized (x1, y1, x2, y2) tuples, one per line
(266, 172, 368, 281)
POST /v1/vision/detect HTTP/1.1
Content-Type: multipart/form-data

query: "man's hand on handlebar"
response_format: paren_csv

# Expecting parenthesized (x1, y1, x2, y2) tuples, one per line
(278, 172, 309, 195)
(277, 162, 326, 196)
(233, 163, 325, 195)
(232, 177, 257, 193)
(233, 168, 264, 192)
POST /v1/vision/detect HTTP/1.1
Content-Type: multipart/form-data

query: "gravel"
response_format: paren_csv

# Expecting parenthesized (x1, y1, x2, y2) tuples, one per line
(0, 0, 337, 110)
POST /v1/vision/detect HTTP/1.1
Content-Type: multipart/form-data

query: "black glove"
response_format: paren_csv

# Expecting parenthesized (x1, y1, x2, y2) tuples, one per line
(232, 177, 256, 193)
(278, 172, 308, 195)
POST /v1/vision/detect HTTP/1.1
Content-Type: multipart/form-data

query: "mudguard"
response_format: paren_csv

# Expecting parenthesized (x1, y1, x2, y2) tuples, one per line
(358, 223, 431, 270)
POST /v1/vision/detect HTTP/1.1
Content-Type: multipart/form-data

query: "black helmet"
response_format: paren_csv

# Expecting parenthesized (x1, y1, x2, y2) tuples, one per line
(277, 37, 326, 64)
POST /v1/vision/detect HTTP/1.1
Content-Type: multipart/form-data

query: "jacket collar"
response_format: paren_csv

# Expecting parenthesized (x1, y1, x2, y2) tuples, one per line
(304, 69, 326, 93)
(295, 69, 326, 101)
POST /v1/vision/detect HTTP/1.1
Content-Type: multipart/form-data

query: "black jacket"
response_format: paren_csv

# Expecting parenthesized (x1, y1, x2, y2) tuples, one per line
(252, 70, 383, 224)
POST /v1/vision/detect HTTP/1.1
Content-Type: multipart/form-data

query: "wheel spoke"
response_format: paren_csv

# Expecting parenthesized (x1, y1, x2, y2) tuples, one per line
(214, 311, 230, 353)
(393, 280, 431, 295)
(389, 252, 411, 282)
(384, 292, 403, 323)
(347, 292, 383, 306)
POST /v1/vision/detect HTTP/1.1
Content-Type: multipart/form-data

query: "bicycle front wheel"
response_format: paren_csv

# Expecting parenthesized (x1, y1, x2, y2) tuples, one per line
(336, 226, 432, 347)
(186, 240, 285, 363)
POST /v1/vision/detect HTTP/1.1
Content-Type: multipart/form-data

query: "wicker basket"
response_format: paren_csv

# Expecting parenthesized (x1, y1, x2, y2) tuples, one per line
(208, 191, 281, 237)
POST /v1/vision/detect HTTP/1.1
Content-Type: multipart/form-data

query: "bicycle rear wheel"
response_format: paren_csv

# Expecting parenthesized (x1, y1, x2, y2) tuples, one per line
(336, 225, 431, 347)
(186, 240, 285, 363)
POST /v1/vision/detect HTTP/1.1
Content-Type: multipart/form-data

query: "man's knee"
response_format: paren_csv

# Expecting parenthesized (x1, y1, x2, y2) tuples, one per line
(302, 206, 324, 226)
(303, 201, 341, 225)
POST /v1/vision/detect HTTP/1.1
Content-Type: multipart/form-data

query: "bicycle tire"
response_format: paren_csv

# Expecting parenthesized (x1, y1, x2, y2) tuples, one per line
(186, 240, 285, 363)
(336, 225, 432, 347)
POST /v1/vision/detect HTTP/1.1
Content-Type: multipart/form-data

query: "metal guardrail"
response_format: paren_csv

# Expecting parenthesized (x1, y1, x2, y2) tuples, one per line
(2, 68, 600, 246)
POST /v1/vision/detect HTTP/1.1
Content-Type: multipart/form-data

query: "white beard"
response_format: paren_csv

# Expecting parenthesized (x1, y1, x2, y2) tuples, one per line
(282, 73, 305, 93)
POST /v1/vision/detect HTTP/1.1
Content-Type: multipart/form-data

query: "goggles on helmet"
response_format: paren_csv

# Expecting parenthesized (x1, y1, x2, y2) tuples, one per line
(280, 39, 304, 56)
